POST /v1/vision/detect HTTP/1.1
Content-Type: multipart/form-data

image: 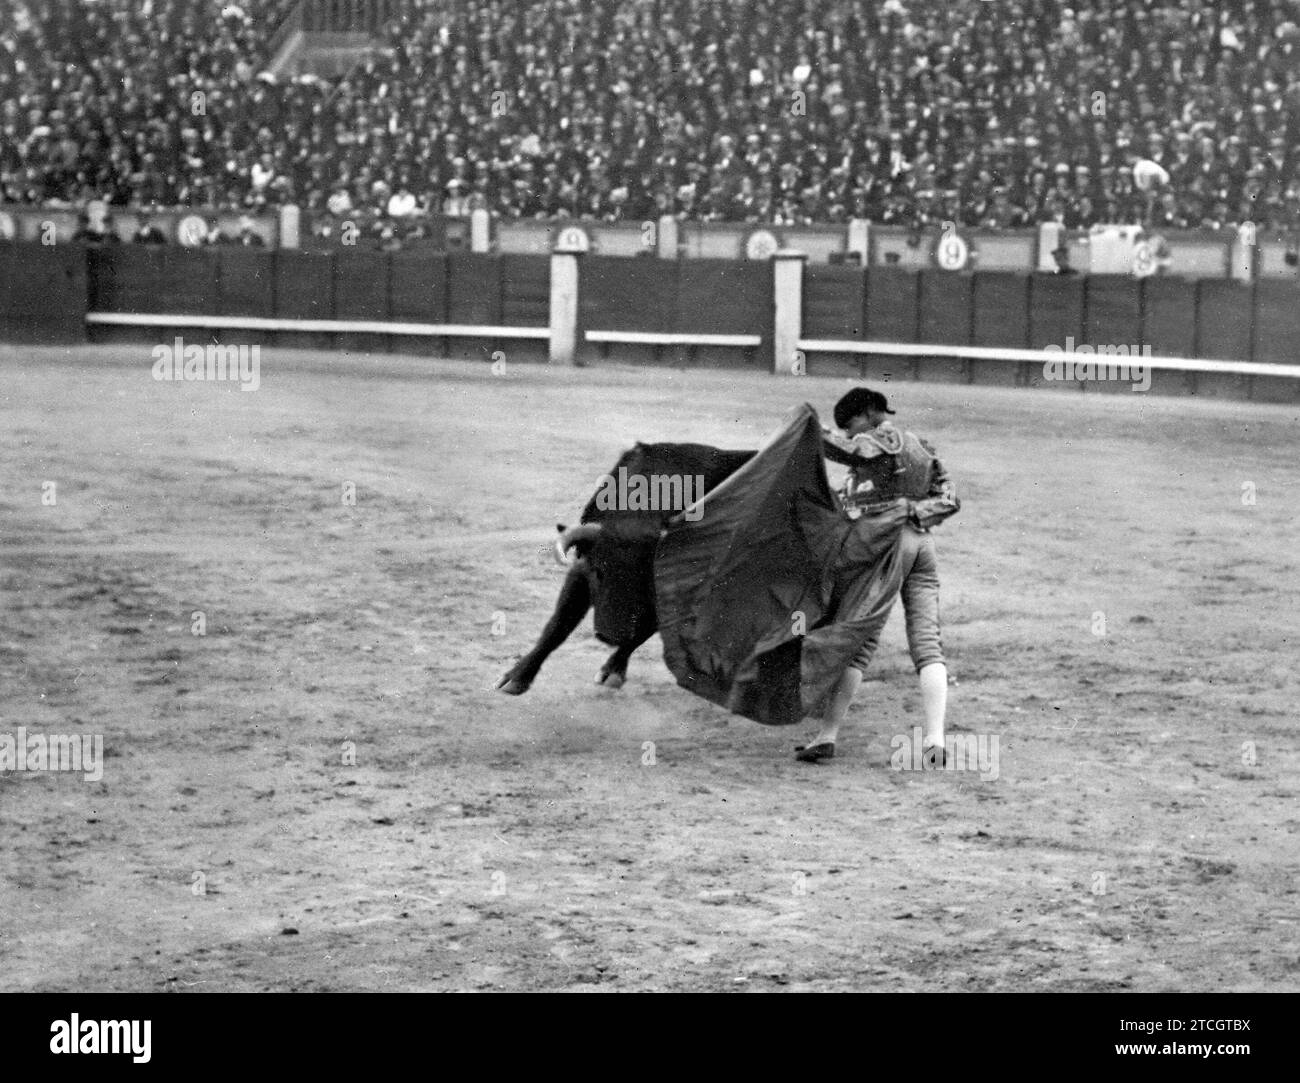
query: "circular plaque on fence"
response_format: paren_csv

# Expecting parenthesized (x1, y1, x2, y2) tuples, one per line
(554, 225, 590, 253)
(744, 229, 780, 260)
(178, 215, 208, 247)
(1132, 241, 1157, 278)
(935, 230, 970, 271)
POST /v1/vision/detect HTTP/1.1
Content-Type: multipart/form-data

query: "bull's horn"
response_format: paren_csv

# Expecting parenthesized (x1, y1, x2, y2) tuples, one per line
(554, 523, 603, 566)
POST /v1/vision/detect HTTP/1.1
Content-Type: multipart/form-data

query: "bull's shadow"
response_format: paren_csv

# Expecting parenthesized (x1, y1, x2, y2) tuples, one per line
(496, 443, 754, 695)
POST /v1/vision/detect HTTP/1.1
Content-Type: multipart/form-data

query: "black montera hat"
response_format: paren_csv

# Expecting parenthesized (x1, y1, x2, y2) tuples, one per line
(833, 387, 896, 429)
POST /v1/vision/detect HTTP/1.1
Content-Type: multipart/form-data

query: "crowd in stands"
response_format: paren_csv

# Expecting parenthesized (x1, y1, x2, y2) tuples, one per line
(2, 0, 1298, 233)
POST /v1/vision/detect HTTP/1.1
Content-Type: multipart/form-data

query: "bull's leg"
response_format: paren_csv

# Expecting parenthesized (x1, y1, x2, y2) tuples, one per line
(496, 563, 592, 695)
(596, 626, 655, 689)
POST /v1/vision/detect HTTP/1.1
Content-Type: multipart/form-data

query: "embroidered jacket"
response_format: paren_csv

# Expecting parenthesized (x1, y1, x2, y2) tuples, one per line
(821, 421, 961, 531)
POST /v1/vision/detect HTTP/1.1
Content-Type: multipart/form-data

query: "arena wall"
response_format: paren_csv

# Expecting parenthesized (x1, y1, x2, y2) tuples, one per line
(798, 267, 1295, 401)
(2, 244, 1296, 402)
(80, 247, 552, 363)
(0, 243, 88, 344)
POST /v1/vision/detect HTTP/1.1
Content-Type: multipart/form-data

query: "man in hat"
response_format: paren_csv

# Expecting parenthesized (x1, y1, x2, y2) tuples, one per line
(73, 200, 118, 245)
(132, 212, 167, 245)
(236, 216, 265, 247)
(795, 388, 961, 764)
(1051, 243, 1078, 274)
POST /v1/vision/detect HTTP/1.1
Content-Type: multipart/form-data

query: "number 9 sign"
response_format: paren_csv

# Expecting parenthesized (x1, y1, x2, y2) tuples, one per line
(936, 229, 969, 271)
(1132, 241, 1156, 278)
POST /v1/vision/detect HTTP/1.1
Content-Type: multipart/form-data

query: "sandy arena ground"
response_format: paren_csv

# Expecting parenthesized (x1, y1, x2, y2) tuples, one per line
(1, 343, 1297, 991)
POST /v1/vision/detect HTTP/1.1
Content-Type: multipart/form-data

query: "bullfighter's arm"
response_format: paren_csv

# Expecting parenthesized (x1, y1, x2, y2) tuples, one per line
(820, 427, 873, 466)
(909, 445, 961, 530)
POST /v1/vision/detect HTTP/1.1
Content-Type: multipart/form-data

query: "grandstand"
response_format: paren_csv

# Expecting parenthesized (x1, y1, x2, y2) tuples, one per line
(2, 0, 1297, 231)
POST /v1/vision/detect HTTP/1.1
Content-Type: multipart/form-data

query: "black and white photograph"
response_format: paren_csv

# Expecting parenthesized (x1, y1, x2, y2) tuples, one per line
(0, 0, 1296, 1031)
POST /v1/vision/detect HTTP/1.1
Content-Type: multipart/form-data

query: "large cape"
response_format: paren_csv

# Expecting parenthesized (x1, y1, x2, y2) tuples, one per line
(654, 404, 910, 726)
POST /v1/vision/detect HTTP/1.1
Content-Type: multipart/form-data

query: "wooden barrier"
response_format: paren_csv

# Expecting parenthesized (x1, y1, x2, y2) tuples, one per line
(917, 270, 974, 384)
(0, 242, 86, 343)
(1028, 274, 1085, 351)
(0, 240, 1287, 401)
(865, 268, 919, 345)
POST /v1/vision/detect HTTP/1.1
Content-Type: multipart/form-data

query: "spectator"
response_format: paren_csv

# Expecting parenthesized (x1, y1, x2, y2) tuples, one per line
(387, 185, 417, 219)
(327, 188, 354, 218)
(375, 221, 403, 252)
(311, 212, 342, 244)
(443, 180, 471, 217)
(235, 215, 265, 247)
(1050, 244, 1078, 275)
(132, 214, 168, 245)
(72, 202, 120, 245)
(206, 218, 233, 245)
(2, 0, 1298, 232)
(250, 153, 277, 194)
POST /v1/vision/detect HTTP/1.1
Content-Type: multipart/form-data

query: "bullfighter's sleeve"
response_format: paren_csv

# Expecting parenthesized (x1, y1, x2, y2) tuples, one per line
(908, 445, 961, 530)
(820, 428, 869, 467)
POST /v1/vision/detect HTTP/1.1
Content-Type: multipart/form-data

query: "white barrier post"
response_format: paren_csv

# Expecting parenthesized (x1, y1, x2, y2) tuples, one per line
(847, 218, 870, 265)
(470, 207, 491, 253)
(279, 204, 300, 249)
(773, 249, 807, 376)
(1230, 223, 1255, 282)
(549, 233, 585, 365)
(657, 214, 678, 259)
(1037, 221, 1062, 272)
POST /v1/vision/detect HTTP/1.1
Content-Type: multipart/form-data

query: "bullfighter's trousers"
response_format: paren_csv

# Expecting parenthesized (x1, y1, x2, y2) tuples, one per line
(830, 516, 945, 676)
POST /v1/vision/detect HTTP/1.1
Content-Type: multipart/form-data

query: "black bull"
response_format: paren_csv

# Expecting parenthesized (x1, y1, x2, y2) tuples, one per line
(497, 443, 755, 694)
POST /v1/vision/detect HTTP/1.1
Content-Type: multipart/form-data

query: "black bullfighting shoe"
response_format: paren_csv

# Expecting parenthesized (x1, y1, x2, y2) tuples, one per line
(795, 742, 836, 763)
(921, 743, 948, 769)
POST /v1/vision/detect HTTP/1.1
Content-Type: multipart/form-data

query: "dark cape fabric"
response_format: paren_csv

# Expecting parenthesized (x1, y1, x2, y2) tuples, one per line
(655, 404, 909, 726)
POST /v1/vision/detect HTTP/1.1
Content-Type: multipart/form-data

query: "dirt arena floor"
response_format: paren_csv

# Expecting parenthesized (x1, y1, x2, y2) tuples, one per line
(1, 343, 1297, 992)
